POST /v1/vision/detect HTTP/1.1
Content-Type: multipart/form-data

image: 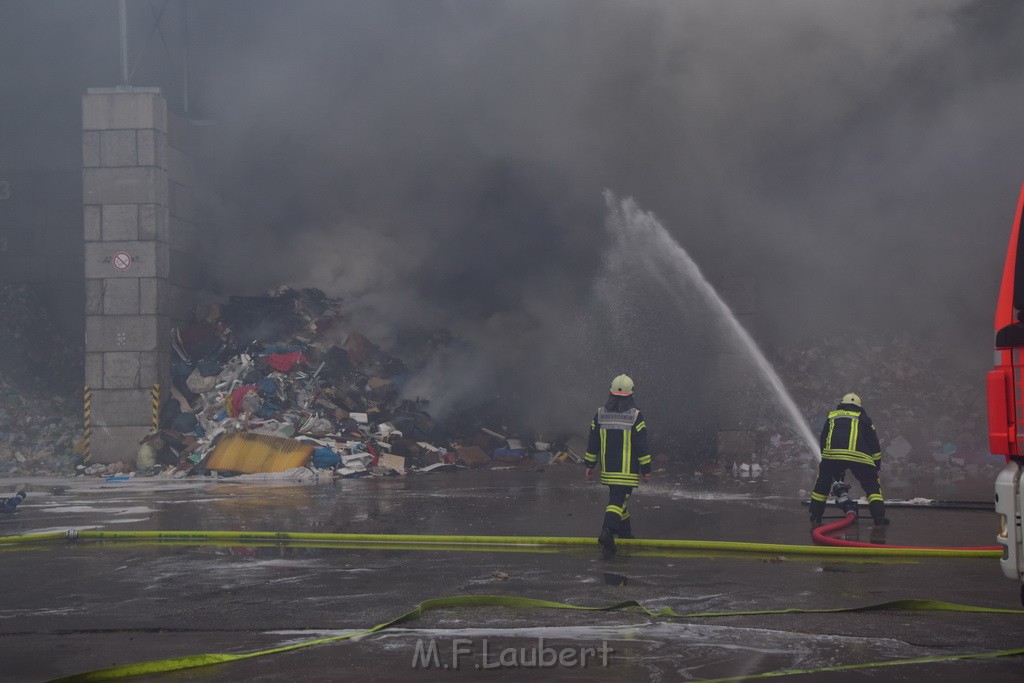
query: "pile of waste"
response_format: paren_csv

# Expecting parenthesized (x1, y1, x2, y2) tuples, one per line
(766, 333, 990, 469)
(0, 282, 995, 480)
(0, 373, 82, 477)
(138, 287, 582, 480)
(0, 285, 85, 477)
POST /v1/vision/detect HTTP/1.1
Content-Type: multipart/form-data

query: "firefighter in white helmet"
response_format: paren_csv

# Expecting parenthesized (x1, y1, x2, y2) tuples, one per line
(585, 374, 652, 553)
(808, 392, 888, 526)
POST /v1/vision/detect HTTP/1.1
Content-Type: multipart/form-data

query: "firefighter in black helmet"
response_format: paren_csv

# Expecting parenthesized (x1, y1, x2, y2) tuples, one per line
(808, 392, 888, 527)
(585, 374, 652, 553)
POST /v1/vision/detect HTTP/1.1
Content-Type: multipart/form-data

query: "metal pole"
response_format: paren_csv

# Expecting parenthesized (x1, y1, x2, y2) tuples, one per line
(119, 0, 129, 86)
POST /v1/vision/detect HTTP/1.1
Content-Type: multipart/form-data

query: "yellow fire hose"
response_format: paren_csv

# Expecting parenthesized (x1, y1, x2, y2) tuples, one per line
(0, 530, 1015, 681)
(41, 594, 1024, 682)
(0, 538, 920, 564)
(0, 529, 1004, 558)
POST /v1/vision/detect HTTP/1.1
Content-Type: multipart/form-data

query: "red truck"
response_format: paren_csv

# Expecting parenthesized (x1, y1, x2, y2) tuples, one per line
(987, 182, 1024, 603)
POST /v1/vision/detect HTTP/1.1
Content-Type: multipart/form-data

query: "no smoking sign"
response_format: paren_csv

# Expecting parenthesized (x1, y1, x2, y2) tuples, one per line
(112, 251, 132, 271)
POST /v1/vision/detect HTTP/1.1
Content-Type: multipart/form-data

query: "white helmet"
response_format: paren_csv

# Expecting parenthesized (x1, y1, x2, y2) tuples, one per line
(610, 374, 634, 396)
(841, 392, 861, 406)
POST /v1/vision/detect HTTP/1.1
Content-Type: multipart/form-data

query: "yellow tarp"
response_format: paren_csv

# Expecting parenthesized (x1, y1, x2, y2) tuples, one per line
(204, 433, 313, 474)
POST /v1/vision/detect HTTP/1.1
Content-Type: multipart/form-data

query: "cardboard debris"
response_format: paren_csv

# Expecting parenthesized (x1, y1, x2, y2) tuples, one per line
(342, 453, 373, 471)
(456, 445, 490, 468)
(376, 422, 401, 437)
(379, 453, 406, 474)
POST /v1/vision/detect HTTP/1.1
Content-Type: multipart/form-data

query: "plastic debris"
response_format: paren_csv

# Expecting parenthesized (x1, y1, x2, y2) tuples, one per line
(0, 285, 608, 480)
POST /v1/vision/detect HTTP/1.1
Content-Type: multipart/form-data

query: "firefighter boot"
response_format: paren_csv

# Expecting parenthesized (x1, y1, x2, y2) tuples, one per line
(619, 518, 635, 539)
(598, 527, 617, 554)
(869, 500, 889, 525)
(809, 514, 823, 529)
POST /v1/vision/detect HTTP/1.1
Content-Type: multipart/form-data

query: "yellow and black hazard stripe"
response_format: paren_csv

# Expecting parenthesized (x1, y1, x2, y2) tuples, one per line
(82, 386, 92, 464)
(150, 384, 160, 430)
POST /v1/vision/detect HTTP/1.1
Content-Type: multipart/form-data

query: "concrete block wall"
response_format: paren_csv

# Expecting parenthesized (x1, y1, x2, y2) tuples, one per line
(81, 83, 214, 458)
(82, 87, 175, 462)
(82, 87, 213, 462)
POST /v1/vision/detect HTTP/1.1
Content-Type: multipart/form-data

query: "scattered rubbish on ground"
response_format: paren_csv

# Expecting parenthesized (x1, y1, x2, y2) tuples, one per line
(0, 287, 995, 481)
(136, 288, 582, 480)
(0, 286, 83, 478)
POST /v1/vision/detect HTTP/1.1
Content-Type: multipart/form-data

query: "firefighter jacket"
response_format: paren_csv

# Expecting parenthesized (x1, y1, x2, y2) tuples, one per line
(585, 407, 652, 486)
(818, 403, 882, 468)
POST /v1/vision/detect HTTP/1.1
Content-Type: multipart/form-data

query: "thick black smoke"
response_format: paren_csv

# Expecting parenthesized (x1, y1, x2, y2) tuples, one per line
(5, 1, 1024, 451)
(185, 1, 1024, 437)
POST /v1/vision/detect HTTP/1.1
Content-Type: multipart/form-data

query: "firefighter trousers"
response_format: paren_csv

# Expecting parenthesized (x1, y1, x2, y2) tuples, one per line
(602, 485, 634, 537)
(809, 458, 885, 520)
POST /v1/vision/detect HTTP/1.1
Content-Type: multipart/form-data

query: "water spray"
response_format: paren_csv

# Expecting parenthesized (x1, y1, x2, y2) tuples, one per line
(603, 193, 820, 461)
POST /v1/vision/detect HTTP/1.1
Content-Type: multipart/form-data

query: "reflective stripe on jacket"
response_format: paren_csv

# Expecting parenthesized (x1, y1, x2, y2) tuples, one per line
(819, 405, 882, 467)
(585, 408, 652, 486)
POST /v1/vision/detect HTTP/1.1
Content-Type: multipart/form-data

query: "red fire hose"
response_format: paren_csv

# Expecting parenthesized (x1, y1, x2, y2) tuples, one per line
(812, 512, 1003, 551)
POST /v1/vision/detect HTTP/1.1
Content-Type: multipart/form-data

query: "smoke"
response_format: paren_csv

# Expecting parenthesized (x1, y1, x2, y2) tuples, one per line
(182, 0, 1024, 440)
(6, 0, 1024, 446)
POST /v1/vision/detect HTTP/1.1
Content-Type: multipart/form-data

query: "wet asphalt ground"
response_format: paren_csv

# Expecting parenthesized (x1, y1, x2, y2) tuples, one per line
(0, 464, 1021, 682)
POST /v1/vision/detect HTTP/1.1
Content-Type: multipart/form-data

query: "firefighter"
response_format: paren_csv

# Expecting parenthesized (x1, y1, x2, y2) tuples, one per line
(808, 392, 888, 526)
(585, 374, 652, 553)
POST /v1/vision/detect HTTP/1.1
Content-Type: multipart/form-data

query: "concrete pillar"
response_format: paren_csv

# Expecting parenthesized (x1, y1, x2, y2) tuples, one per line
(83, 87, 171, 462)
